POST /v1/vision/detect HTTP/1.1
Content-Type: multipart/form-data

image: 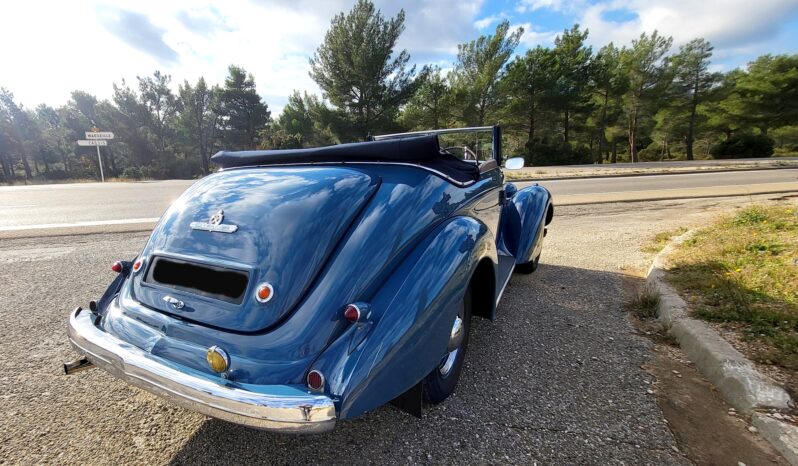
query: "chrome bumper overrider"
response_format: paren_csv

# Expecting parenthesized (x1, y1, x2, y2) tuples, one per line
(66, 308, 336, 433)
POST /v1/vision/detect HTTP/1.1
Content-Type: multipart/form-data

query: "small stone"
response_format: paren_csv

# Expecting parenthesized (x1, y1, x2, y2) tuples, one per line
(646, 389, 654, 395)
(738, 462, 747, 466)
(671, 370, 680, 375)
(748, 426, 758, 433)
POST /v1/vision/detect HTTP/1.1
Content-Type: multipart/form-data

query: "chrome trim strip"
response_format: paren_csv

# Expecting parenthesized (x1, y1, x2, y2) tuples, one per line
(189, 221, 238, 233)
(67, 308, 336, 433)
(495, 262, 516, 306)
(373, 126, 495, 140)
(220, 161, 477, 188)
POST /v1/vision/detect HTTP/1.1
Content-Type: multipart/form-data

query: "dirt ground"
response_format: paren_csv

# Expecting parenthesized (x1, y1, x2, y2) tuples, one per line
(626, 278, 788, 465)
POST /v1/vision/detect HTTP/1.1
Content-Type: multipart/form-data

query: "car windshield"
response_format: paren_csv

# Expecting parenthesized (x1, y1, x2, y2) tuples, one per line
(438, 133, 495, 164)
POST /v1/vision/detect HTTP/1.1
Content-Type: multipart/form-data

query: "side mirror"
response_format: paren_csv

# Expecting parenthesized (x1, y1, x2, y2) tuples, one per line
(504, 157, 524, 170)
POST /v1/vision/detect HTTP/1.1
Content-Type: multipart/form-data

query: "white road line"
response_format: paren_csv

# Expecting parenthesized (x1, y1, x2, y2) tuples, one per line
(0, 218, 160, 232)
(0, 205, 37, 209)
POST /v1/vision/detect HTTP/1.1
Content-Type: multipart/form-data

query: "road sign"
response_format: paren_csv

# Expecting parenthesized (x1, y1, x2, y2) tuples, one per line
(77, 139, 108, 146)
(85, 132, 114, 139)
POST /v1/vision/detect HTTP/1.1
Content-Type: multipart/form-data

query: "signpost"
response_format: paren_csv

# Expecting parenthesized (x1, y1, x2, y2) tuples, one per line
(77, 139, 108, 146)
(77, 129, 114, 182)
(85, 132, 114, 140)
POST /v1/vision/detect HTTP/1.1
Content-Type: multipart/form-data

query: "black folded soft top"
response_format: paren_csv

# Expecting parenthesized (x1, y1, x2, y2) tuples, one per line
(211, 135, 479, 184)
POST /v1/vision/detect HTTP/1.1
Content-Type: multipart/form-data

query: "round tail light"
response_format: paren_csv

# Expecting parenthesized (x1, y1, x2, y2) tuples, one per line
(307, 370, 325, 391)
(343, 304, 361, 322)
(111, 261, 123, 273)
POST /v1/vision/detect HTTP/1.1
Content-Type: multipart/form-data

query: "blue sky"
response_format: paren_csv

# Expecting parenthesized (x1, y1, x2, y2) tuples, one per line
(1, 0, 797, 115)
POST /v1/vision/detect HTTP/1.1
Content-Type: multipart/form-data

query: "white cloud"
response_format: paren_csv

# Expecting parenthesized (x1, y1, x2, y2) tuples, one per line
(516, 0, 568, 13)
(474, 14, 500, 29)
(514, 23, 559, 47)
(577, 0, 798, 50)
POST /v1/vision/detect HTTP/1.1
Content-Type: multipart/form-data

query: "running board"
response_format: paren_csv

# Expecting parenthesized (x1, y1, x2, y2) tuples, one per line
(495, 254, 516, 305)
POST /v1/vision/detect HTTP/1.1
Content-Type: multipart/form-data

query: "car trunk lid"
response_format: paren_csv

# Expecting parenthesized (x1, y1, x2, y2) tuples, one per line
(133, 167, 380, 332)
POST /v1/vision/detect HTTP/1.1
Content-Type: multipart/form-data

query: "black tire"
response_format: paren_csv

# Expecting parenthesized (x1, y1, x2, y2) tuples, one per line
(423, 286, 472, 404)
(514, 253, 540, 274)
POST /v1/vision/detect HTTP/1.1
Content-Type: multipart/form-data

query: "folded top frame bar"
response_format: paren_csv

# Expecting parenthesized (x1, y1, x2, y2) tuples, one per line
(373, 126, 502, 163)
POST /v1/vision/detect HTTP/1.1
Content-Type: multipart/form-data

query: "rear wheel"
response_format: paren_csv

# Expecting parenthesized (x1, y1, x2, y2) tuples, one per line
(514, 253, 540, 274)
(423, 286, 472, 404)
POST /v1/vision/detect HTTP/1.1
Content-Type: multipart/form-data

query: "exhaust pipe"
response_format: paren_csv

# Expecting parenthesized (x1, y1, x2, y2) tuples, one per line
(64, 356, 94, 375)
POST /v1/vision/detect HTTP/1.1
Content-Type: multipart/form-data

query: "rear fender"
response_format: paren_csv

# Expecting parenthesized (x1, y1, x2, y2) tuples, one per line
(311, 216, 497, 419)
(499, 185, 552, 264)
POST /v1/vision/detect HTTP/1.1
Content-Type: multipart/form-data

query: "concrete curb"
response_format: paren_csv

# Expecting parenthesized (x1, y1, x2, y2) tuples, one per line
(753, 413, 798, 465)
(646, 230, 792, 412)
(646, 230, 798, 463)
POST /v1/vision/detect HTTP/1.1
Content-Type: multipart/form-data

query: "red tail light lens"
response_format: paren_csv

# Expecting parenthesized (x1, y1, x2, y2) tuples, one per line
(111, 261, 123, 273)
(343, 304, 361, 322)
(307, 370, 325, 391)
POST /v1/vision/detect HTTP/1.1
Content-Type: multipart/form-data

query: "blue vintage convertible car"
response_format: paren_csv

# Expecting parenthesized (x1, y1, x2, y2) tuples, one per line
(65, 126, 553, 433)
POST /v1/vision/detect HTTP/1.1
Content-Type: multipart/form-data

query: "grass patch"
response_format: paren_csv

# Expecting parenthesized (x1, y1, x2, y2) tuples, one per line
(667, 205, 798, 368)
(626, 286, 661, 319)
(642, 227, 688, 253)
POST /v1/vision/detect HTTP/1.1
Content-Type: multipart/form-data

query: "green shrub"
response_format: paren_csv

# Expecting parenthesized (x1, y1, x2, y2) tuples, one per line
(525, 140, 592, 166)
(120, 166, 144, 180)
(711, 134, 775, 159)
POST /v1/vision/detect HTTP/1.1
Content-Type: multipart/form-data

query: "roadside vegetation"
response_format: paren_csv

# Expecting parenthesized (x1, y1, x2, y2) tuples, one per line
(642, 227, 689, 253)
(625, 286, 662, 319)
(625, 285, 679, 346)
(667, 205, 798, 369)
(3, 0, 798, 184)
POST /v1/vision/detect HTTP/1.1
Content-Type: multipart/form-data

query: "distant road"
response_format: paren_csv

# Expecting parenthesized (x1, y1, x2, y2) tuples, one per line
(1, 169, 797, 236)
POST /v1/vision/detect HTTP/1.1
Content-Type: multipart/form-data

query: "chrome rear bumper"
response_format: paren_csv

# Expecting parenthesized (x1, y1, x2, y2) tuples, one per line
(66, 307, 336, 433)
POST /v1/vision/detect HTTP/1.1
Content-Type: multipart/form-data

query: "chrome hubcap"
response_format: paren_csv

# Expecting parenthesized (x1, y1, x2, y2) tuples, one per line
(447, 316, 464, 352)
(439, 315, 464, 377)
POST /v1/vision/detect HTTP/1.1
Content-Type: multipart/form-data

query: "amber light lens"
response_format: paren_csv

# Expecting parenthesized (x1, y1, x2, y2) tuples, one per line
(255, 283, 274, 303)
(307, 370, 324, 391)
(206, 346, 229, 373)
(132, 259, 143, 272)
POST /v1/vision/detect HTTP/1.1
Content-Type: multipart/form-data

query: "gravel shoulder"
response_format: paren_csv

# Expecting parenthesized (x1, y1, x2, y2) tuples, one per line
(1, 194, 794, 464)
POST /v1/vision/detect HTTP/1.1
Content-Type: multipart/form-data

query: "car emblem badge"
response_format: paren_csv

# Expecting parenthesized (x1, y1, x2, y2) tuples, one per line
(190, 209, 238, 233)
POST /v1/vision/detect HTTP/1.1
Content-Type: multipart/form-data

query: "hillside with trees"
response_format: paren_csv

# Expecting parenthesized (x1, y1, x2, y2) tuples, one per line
(2, 0, 797, 183)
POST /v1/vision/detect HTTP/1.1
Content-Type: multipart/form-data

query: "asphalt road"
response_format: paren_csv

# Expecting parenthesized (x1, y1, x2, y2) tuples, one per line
(3, 194, 794, 464)
(1, 168, 797, 231)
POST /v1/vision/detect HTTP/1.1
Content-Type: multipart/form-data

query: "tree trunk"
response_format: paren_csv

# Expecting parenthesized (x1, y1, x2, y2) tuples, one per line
(627, 102, 640, 163)
(20, 152, 32, 179)
(107, 148, 117, 176)
(597, 90, 609, 164)
(611, 140, 617, 163)
(686, 77, 699, 161)
(0, 154, 11, 181)
(563, 109, 570, 144)
(61, 151, 70, 175)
